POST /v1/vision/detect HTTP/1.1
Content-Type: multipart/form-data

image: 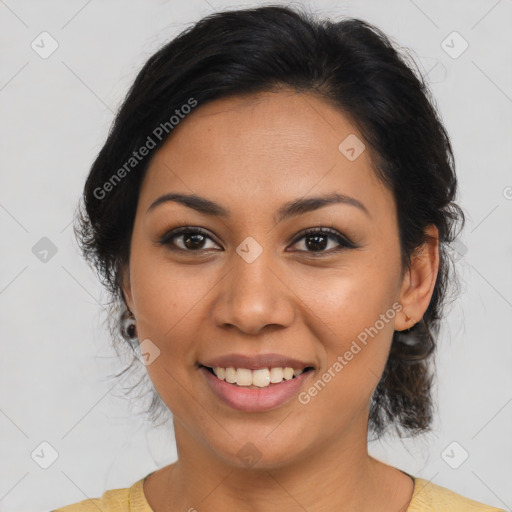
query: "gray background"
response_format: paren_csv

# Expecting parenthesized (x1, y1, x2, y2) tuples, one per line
(1, 0, 511, 510)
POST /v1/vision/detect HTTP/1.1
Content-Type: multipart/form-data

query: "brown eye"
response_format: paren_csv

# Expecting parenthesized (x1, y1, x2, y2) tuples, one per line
(289, 228, 356, 256)
(157, 226, 356, 256)
(158, 227, 221, 252)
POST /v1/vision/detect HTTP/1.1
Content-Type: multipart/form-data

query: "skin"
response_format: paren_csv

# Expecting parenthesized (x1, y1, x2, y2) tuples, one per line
(121, 89, 439, 512)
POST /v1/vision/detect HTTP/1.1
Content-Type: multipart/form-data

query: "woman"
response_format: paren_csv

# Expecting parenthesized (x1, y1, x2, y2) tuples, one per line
(54, 5, 504, 511)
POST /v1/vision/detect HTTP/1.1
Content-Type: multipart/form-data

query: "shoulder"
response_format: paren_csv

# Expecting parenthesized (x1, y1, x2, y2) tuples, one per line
(51, 476, 152, 512)
(408, 477, 506, 512)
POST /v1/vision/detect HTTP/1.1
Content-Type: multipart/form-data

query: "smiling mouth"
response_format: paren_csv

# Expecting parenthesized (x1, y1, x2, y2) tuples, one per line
(200, 365, 315, 388)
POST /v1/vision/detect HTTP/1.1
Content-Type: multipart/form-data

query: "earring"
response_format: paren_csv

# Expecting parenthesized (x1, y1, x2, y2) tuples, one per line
(121, 310, 138, 342)
(403, 312, 416, 328)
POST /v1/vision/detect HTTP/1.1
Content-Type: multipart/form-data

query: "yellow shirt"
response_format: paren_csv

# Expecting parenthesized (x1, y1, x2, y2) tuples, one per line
(52, 472, 506, 511)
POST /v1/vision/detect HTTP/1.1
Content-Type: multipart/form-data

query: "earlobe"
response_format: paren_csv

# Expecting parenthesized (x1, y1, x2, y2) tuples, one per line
(395, 225, 439, 332)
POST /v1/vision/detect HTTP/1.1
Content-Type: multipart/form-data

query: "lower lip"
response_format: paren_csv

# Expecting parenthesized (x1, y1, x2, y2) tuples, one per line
(200, 366, 314, 412)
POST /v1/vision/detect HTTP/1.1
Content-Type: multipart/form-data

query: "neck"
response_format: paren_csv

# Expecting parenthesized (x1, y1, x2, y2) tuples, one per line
(145, 415, 411, 512)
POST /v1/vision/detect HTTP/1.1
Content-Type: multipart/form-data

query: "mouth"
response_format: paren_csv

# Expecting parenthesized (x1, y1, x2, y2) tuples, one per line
(200, 364, 315, 389)
(198, 353, 316, 411)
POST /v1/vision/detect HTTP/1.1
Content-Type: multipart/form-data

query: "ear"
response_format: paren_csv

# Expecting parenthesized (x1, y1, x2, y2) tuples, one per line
(120, 264, 135, 314)
(395, 225, 440, 331)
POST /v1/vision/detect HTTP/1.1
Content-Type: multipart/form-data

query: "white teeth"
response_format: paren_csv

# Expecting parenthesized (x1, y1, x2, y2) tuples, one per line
(269, 367, 283, 383)
(252, 369, 270, 387)
(211, 366, 306, 387)
(283, 367, 294, 380)
(225, 367, 236, 383)
(236, 368, 252, 386)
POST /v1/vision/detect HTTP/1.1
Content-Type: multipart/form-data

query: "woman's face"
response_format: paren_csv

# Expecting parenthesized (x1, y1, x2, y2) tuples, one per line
(122, 90, 420, 468)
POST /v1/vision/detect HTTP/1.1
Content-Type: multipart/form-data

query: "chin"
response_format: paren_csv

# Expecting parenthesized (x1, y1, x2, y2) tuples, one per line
(208, 431, 310, 472)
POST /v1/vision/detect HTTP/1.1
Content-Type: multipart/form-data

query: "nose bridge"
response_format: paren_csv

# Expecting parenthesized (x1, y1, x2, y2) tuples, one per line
(211, 234, 294, 334)
(234, 236, 274, 296)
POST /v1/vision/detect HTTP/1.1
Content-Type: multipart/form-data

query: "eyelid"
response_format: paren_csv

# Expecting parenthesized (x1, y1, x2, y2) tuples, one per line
(156, 226, 221, 248)
(156, 224, 357, 254)
(289, 226, 356, 249)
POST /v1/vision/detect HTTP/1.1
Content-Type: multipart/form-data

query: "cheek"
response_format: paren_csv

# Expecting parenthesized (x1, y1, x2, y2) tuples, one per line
(303, 257, 400, 345)
(128, 247, 209, 412)
(129, 237, 180, 317)
(299, 303, 397, 428)
(128, 242, 218, 360)
(295, 260, 400, 408)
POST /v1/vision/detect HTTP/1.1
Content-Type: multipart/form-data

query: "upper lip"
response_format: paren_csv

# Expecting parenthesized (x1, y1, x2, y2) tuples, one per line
(200, 353, 315, 370)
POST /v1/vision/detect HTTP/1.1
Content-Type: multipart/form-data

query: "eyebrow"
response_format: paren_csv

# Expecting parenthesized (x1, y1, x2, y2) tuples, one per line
(146, 192, 371, 222)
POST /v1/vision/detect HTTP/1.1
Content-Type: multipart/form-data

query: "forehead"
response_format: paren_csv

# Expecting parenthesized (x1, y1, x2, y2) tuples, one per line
(139, 90, 393, 220)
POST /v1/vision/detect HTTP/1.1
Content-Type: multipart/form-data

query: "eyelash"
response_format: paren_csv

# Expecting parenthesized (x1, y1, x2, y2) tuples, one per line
(156, 226, 357, 257)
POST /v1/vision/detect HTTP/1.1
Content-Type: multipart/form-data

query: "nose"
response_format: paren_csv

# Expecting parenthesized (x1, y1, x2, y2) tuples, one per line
(210, 245, 295, 335)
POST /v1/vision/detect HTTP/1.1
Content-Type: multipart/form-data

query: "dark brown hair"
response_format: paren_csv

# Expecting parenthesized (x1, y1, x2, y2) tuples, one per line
(74, 4, 465, 439)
